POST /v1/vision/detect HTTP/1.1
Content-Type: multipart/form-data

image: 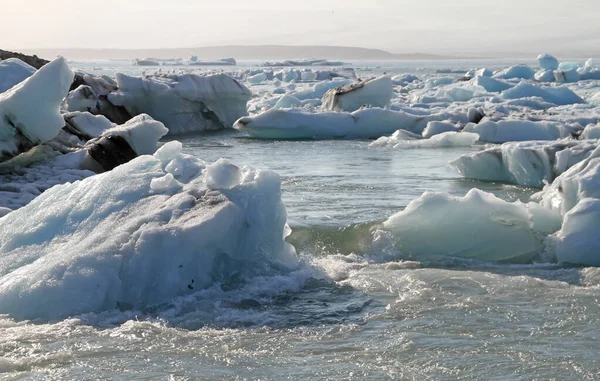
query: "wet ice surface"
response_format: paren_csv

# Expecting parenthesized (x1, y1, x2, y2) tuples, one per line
(3, 59, 600, 380)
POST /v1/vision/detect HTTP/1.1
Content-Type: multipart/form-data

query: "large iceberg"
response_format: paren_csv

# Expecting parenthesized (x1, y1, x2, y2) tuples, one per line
(0, 58, 36, 93)
(382, 189, 561, 263)
(451, 140, 598, 187)
(0, 57, 73, 162)
(0, 145, 298, 320)
(108, 73, 252, 134)
(322, 76, 393, 112)
(234, 108, 459, 140)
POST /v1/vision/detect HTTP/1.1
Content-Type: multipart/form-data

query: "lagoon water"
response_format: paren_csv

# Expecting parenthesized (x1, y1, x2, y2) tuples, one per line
(1, 60, 599, 380)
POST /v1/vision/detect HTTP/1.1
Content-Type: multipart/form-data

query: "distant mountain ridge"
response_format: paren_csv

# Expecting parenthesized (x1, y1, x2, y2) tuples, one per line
(21, 45, 461, 61)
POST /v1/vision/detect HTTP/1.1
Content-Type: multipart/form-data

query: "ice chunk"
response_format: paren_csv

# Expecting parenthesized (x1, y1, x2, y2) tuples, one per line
(247, 72, 267, 85)
(322, 76, 393, 112)
(463, 120, 572, 143)
(97, 114, 168, 156)
(300, 71, 317, 81)
(0, 58, 36, 93)
(234, 107, 451, 140)
(553, 69, 580, 83)
(0, 153, 297, 320)
(558, 62, 579, 71)
(539, 147, 600, 215)
(422, 121, 458, 138)
(0, 57, 74, 162)
(63, 111, 114, 139)
(581, 124, 600, 139)
(534, 69, 555, 82)
(292, 78, 353, 100)
(451, 140, 598, 187)
(552, 198, 600, 266)
(274, 94, 302, 109)
(537, 54, 559, 70)
(473, 76, 513, 92)
(154, 140, 182, 163)
(493, 65, 536, 80)
(109, 72, 252, 134)
(370, 131, 479, 149)
(501, 82, 584, 105)
(382, 189, 561, 262)
(205, 158, 243, 190)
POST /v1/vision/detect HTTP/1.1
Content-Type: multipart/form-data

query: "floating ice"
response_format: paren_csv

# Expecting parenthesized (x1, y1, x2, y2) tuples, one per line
(552, 198, 600, 266)
(0, 152, 297, 320)
(0, 57, 73, 162)
(0, 58, 36, 93)
(554, 69, 580, 83)
(463, 120, 572, 143)
(451, 139, 598, 187)
(422, 121, 458, 138)
(300, 71, 318, 81)
(370, 131, 479, 149)
(234, 107, 454, 140)
(501, 82, 585, 106)
(493, 65, 536, 80)
(382, 189, 561, 262)
(274, 94, 302, 109)
(322, 76, 394, 112)
(534, 70, 555, 83)
(108, 73, 252, 134)
(537, 54, 559, 71)
(291, 78, 353, 100)
(473, 76, 513, 93)
(247, 72, 267, 85)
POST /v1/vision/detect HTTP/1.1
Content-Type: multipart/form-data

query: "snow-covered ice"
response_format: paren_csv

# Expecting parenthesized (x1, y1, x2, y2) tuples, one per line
(0, 58, 36, 93)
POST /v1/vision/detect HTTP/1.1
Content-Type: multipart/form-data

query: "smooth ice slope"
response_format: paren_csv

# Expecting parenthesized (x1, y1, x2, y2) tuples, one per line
(322, 76, 393, 112)
(383, 189, 561, 262)
(451, 140, 599, 187)
(0, 57, 74, 161)
(0, 146, 297, 320)
(0, 58, 36, 93)
(109, 73, 252, 134)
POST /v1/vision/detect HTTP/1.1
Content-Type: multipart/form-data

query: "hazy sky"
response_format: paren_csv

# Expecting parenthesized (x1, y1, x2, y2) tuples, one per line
(2, 0, 600, 54)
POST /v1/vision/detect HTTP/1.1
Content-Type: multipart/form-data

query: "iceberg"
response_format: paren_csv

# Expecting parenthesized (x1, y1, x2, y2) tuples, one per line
(0, 57, 73, 162)
(552, 198, 600, 266)
(473, 76, 513, 93)
(537, 54, 559, 71)
(291, 78, 353, 100)
(501, 82, 585, 106)
(370, 131, 479, 149)
(322, 76, 393, 112)
(422, 121, 458, 138)
(451, 140, 598, 187)
(0, 58, 36, 93)
(554, 69, 580, 83)
(493, 65, 536, 80)
(108, 73, 252, 134)
(463, 120, 572, 143)
(382, 189, 561, 263)
(534, 69, 555, 83)
(234, 107, 456, 140)
(0, 145, 297, 321)
(247, 72, 267, 85)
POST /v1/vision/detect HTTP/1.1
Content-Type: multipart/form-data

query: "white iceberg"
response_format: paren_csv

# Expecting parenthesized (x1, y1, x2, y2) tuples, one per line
(370, 131, 479, 149)
(463, 120, 572, 143)
(247, 72, 267, 85)
(552, 198, 600, 266)
(382, 189, 561, 263)
(0, 146, 297, 320)
(0, 57, 73, 162)
(0, 58, 36, 93)
(493, 65, 536, 80)
(322, 76, 393, 112)
(234, 108, 454, 140)
(291, 78, 353, 100)
(501, 82, 585, 106)
(108, 73, 252, 134)
(554, 69, 580, 83)
(451, 140, 598, 187)
(422, 121, 458, 138)
(537, 54, 559, 71)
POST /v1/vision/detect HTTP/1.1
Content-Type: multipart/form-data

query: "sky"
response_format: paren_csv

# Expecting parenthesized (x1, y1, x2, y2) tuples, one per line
(2, 0, 600, 55)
